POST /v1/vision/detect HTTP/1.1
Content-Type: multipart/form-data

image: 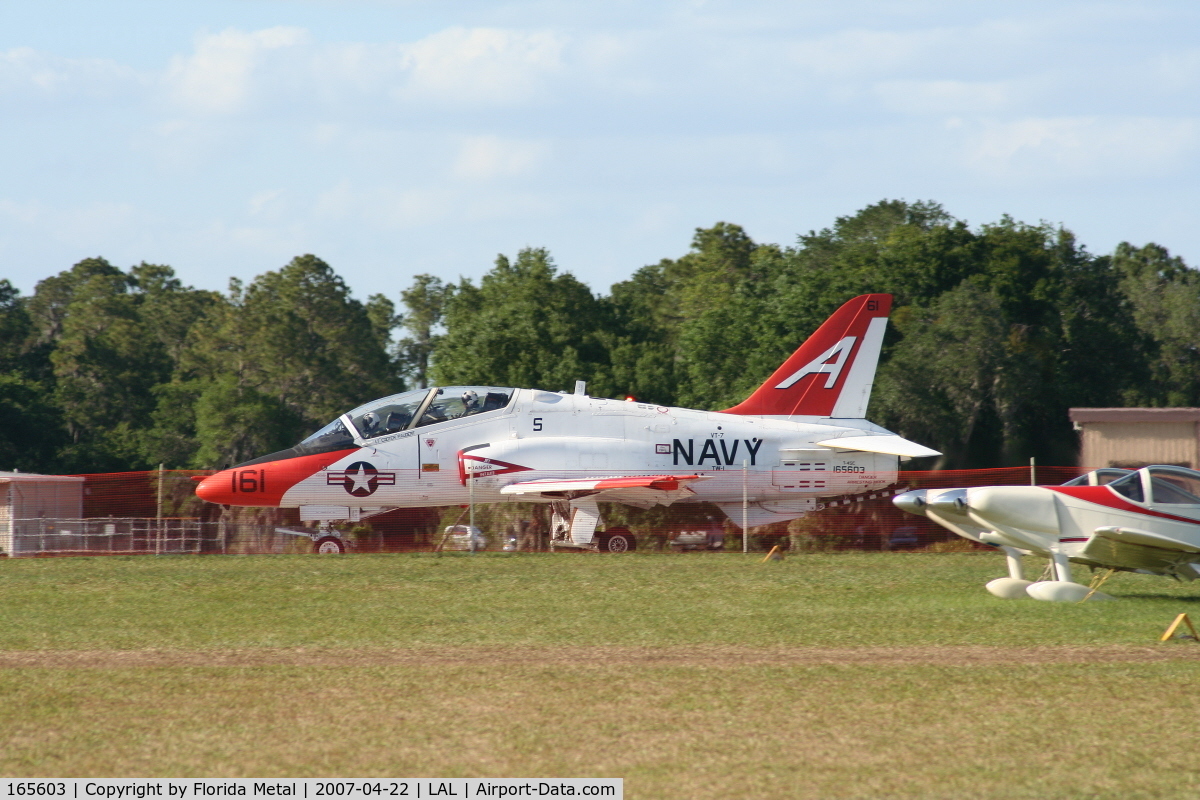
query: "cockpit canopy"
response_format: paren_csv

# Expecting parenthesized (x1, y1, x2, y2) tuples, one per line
(1061, 468, 1132, 487)
(294, 386, 515, 456)
(1100, 465, 1200, 505)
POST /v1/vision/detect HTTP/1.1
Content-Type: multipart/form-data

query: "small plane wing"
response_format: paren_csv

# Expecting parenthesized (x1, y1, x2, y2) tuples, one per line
(814, 434, 941, 458)
(1091, 526, 1200, 554)
(1082, 526, 1200, 578)
(499, 474, 710, 508)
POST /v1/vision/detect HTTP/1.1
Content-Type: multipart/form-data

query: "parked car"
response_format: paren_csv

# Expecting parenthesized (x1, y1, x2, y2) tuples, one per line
(443, 524, 488, 551)
(885, 525, 920, 550)
(670, 528, 725, 551)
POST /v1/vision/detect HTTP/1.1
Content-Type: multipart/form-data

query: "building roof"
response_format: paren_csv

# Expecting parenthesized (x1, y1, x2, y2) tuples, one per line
(0, 471, 86, 483)
(1069, 408, 1200, 423)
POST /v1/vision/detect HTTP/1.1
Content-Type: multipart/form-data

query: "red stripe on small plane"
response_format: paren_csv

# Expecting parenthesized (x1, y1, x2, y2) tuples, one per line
(1047, 486, 1200, 526)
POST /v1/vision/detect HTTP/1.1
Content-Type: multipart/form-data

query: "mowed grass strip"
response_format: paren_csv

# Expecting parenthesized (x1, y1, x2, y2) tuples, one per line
(3, 552, 1200, 649)
(4, 659, 1200, 798)
(4, 553, 1200, 797)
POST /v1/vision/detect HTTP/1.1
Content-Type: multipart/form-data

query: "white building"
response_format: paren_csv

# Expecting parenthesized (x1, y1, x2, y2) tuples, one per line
(0, 472, 85, 556)
(1069, 408, 1200, 470)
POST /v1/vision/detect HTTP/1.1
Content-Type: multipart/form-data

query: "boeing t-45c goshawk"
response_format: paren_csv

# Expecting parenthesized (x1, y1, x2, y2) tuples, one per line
(196, 293, 940, 552)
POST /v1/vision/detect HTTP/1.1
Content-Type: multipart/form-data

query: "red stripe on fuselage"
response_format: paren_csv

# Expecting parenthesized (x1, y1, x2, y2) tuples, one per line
(195, 449, 360, 507)
(1047, 486, 1200, 525)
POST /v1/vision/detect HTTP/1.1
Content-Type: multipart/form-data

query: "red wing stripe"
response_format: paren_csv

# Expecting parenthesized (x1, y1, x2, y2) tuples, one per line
(500, 475, 706, 494)
(593, 475, 704, 490)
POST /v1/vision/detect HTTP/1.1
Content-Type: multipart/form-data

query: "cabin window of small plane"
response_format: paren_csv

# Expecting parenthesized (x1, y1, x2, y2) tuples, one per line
(1148, 467, 1200, 504)
(414, 387, 513, 428)
(1061, 468, 1132, 487)
(1108, 471, 1145, 502)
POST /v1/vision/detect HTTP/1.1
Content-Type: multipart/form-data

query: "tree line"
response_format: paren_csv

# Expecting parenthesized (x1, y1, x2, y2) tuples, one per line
(3, 199, 1197, 473)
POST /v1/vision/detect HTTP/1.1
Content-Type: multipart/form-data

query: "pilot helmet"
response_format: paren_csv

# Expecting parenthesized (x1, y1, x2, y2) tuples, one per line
(462, 390, 479, 407)
(361, 411, 378, 431)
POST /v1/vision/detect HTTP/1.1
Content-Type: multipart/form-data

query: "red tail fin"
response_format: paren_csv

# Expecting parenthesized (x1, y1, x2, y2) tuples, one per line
(723, 293, 892, 418)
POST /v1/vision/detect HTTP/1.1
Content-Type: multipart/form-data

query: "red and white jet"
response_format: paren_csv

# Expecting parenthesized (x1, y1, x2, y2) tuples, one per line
(894, 466, 1200, 601)
(196, 293, 939, 551)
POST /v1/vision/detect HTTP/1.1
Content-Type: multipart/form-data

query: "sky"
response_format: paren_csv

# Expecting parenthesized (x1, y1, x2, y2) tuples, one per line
(2, 1, 1198, 300)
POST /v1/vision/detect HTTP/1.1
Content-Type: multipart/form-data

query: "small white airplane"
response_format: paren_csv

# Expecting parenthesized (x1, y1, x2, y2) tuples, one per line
(196, 293, 939, 552)
(894, 465, 1200, 601)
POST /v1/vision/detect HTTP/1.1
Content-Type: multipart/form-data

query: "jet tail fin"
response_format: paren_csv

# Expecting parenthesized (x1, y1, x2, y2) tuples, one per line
(723, 293, 891, 418)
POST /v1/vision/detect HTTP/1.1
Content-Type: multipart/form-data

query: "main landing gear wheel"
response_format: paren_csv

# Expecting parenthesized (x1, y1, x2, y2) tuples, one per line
(597, 528, 636, 553)
(314, 536, 346, 554)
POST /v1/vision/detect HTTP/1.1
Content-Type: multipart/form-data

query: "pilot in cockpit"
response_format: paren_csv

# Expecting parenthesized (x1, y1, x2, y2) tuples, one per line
(461, 390, 480, 416)
(359, 411, 380, 437)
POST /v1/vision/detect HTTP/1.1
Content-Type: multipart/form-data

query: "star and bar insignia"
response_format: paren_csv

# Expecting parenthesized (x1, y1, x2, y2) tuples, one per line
(327, 461, 396, 497)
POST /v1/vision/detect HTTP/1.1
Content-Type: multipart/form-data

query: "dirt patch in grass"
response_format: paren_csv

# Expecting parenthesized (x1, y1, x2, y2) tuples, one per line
(4, 643, 1200, 669)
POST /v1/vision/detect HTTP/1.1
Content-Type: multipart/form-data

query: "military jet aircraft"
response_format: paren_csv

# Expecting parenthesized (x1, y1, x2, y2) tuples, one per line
(196, 293, 939, 552)
(894, 465, 1200, 601)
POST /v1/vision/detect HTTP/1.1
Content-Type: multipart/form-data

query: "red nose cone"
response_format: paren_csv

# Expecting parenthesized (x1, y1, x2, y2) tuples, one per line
(192, 449, 360, 508)
(195, 471, 234, 505)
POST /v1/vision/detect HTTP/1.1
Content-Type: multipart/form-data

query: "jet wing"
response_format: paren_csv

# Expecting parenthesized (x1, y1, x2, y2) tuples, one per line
(1082, 526, 1200, 578)
(814, 434, 941, 458)
(499, 474, 709, 508)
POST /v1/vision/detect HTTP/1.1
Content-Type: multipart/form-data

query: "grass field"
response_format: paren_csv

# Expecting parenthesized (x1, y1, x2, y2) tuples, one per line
(3, 552, 1200, 798)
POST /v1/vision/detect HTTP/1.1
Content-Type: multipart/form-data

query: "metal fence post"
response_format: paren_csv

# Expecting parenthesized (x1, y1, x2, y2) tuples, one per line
(742, 459, 749, 554)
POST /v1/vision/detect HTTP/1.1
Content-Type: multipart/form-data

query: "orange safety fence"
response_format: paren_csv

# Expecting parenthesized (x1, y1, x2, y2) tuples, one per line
(0, 465, 1083, 557)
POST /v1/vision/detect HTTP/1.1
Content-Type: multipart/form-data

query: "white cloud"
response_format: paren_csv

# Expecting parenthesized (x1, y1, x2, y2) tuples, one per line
(452, 136, 549, 180)
(0, 197, 138, 249)
(165, 26, 308, 114)
(0, 46, 141, 98)
(965, 116, 1200, 180)
(159, 24, 572, 116)
(395, 27, 568, 104)
(309, 182, 456, 229)
(1153, 48, 1200, 93)
(364, 187, 458, 229)
(247, 189, 288, 219)
(787, 28, 946, 78)
(313, 180, 354, 221)
(873, 79, 1017, 115)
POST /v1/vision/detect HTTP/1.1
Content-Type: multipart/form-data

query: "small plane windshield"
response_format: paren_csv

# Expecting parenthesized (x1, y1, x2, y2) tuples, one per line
(346, 388, 432, 439)
(1149, 466, 1200, 504)
(1108, 471, 1145, 502)
(415, 386, 514, 428)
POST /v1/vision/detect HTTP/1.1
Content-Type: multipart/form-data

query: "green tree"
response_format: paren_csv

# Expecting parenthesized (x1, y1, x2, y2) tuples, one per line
(396, 274, 450, 388)
(433, 248, 610, 392)
(607, 222, 787, 407)
(31, 259, 172, 470)
(1113, 242, 1200, 406)
(178, 255, 401, 467)
(0, 280, 63, 471)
